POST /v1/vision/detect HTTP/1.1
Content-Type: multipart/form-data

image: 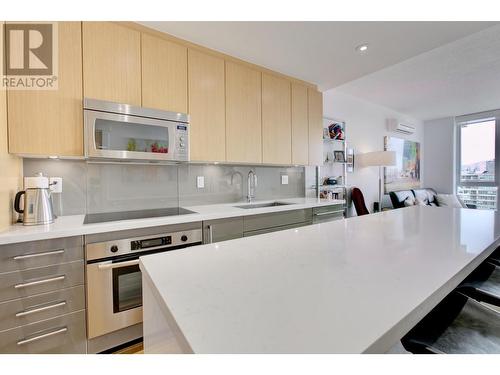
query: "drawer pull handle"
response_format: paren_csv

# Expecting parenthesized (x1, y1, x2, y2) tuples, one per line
(17, 327, 68, 346)
(14, 275, 66, 289)
(97, 259, 140, 270)
(207, 224, 213, 244)
(15, 301, 67, 317)
(314, 210, 344, 216)
(13, 249, 65, 260)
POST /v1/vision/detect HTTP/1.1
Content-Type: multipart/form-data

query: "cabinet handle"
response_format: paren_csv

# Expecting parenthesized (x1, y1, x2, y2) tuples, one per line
(314, 210, 344, 216)
(13, 249, 65, 260)
(207, 225, 213, 244)
(14, 275, 65, 289)
(15, 301, 67, 317)
(97, 259, 140, 270)
(17, 327, 68, 346)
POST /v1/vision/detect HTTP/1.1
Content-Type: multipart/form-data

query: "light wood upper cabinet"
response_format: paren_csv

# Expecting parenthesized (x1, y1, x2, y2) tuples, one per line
(142, 34, 187, 113)
(225, 62, 262, 164)
(83, 22, 141, 105)
(188, 50, 226, 162)
(308, 89, 324, 166)
(262, 74, 291, 165)
(291, 83, 309, 165)
(8, 22, 83, 156)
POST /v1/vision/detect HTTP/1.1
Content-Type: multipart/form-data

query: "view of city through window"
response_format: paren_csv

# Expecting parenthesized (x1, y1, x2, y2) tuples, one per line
(458, 119, 497, 209)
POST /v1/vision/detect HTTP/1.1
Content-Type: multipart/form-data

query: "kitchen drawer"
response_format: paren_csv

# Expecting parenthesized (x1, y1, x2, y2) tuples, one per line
(243, 208, 312, 232)
(0, 236, 83, 274)
(203, 217, 244, 243)
(0, 286, 85, 332)
(312, 205, 345, 224)
(0, 261, 84, 303)
(244, 221, 311, 237)
(0, 310, 86, 354)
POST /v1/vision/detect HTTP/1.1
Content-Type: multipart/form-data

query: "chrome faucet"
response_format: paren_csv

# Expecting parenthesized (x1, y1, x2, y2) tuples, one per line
(247, 169, 257, 203)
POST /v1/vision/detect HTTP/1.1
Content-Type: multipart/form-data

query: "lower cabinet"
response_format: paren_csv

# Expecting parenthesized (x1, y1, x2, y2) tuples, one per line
(0, 236, 86, 354)
(202, 208, 319, 244)
(203, 217, 244, 244)
(0, 310, 86, 354)
(243, 209, 312, 233)
(312, 205, 345, 224)
(243, 221, 311, 237)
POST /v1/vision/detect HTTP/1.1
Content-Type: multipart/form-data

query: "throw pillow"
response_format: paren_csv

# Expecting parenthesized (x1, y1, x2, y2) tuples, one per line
(415, 198, 428, 206)
(436, 194, 465, 208)
(404, 196, 416, 207)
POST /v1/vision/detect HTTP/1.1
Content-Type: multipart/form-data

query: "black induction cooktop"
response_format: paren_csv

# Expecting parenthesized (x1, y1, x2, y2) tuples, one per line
(83, 207, 196, 224)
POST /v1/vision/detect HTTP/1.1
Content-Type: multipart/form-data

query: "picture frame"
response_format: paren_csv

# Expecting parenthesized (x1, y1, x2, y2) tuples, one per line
(333, 150, 345, 163)
(346, 148, 354, 172)
(383, 136, 421, 193)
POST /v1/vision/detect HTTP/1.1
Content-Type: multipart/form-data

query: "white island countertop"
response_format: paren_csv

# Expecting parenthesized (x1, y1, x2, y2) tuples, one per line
(140, 206, 500, 354)
(0, 198, 343, 245)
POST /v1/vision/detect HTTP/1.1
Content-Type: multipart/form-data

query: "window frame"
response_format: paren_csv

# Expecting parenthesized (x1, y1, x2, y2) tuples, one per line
(455, 110, 500, 209)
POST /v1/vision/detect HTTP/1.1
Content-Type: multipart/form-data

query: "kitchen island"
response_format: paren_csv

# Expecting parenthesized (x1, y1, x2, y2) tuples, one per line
(139, 206, 500, 354)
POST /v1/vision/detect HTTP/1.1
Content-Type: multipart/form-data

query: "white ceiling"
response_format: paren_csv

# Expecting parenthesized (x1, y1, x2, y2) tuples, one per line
(139, 21, 494, 91)
(333, 24, 500, 121)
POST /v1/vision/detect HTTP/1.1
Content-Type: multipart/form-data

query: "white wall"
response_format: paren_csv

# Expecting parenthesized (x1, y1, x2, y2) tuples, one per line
(323, 90, 424, 215)
(423, 117, 455, 194)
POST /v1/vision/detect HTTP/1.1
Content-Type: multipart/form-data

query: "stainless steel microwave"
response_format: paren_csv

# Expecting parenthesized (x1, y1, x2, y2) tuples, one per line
(84, 98, 189, 162)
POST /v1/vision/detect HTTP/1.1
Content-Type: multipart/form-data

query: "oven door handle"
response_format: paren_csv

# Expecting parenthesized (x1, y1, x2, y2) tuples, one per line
(97, 259, 140, 270)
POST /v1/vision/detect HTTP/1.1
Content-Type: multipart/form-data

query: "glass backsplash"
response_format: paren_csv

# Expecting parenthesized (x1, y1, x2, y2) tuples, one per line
(23, 159, 307, 216)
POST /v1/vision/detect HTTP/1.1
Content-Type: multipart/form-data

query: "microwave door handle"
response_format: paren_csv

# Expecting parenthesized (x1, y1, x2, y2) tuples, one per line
(97, 259, 140, 270)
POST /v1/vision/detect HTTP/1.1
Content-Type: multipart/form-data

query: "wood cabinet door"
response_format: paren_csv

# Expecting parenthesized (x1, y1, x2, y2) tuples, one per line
(142, 34, 187, 113)
(308, 89, 324, 166)
(225, 61, 262, 164)
(188, 49, 225, 162)
(262, 74, 291, 165)
(83, 22, 141, 105)
(7, 22, 83, 156)
(291, 83, 309, 165)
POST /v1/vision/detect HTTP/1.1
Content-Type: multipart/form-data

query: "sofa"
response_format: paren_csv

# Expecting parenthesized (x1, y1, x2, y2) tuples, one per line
(389, 188, 473, 209)
(389, 188, 439, 208)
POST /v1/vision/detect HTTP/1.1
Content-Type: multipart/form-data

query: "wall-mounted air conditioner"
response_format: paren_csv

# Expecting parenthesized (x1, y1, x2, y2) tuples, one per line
(387, 119, 415, 135)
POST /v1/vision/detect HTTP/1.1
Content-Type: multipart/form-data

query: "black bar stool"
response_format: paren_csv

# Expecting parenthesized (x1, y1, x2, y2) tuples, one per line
(401, 292, 500, 354)
(456, 261, 500, 306)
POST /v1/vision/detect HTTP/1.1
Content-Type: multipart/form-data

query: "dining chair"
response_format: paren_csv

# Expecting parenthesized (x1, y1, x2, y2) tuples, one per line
(351, 187, 369, 216)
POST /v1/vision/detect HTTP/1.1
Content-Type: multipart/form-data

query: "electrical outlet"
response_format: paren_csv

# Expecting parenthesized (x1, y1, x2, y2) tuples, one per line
(197, 176, 205, 189)
(49, 177, 63, 193)
(281, 175, 289, 185)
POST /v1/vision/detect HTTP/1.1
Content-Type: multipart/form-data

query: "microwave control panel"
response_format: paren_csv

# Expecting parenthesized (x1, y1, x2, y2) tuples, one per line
(175, 124, 189, 160)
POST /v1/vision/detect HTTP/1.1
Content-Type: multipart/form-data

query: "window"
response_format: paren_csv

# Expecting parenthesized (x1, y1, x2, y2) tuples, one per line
(456, 114, 499, 210)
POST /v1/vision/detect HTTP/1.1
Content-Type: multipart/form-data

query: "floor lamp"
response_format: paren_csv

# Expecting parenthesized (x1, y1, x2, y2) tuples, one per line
(359, 151, 396, 212)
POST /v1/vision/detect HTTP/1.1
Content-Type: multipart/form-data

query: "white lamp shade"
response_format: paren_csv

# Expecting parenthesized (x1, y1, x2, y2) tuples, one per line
(358, 151, 396, 167)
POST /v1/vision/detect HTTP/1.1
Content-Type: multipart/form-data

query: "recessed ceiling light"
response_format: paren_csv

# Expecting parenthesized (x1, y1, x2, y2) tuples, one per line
(356, 44, 369, 53)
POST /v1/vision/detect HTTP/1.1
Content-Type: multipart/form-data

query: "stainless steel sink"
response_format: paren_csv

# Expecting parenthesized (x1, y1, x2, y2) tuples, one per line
(234, 202, 294, 209)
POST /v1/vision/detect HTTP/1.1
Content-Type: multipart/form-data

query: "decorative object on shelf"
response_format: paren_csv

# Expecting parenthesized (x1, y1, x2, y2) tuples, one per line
(323, 118, 345, 141)
(324, 177, 338, 185)
(328, 122, 345, 140)
(383, 136, 421, 193)
(357, 150, 396, 213)
(346, 148, 354, 173)
(325, 151, 334, 163)
(334, 150, 346, 163)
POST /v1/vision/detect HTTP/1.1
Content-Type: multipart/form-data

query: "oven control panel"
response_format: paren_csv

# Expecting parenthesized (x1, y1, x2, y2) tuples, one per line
(131, 236, 172, 250)
(86, 227, 203, 261)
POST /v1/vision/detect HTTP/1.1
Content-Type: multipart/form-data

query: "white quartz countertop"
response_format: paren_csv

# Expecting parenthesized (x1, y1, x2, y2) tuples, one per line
(0, 198, 343, 245)
(139, 206, 500, 353)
